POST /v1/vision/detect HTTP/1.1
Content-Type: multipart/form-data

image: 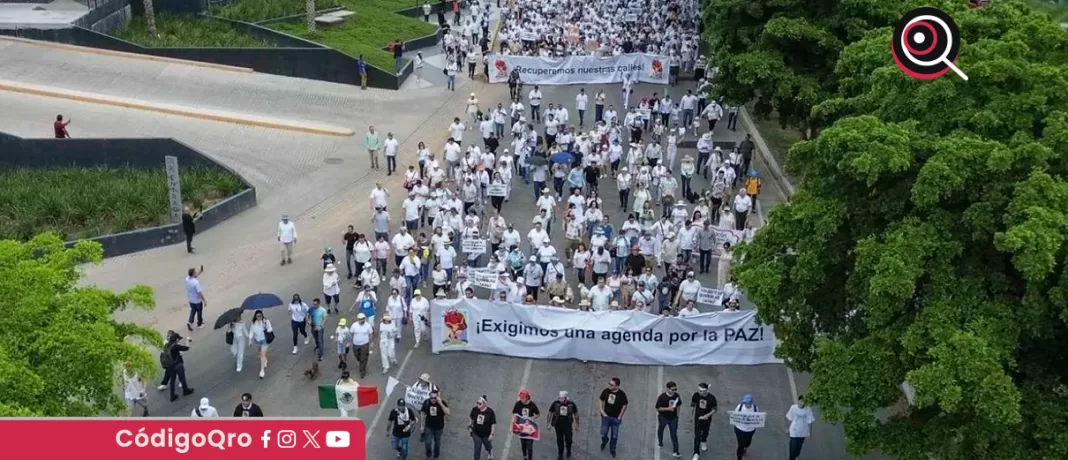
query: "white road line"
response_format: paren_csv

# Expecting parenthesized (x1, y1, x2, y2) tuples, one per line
(786, 365, 799, 402)
(499, 359, 533, 460)
(364, 348, 415, 442)
(653, 365, 664, 460)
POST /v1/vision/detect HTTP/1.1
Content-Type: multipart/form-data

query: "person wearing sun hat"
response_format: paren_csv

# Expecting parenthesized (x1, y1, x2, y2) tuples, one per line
(323, 263, 341, 313)
(379, 315, 399, 374)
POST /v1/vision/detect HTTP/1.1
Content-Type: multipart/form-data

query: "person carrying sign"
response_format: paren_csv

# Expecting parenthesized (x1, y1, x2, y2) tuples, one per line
(731, 394, 760, 460)
(548, 391, 579, 460)
(690, 383, 717, 459)
(512, 389, 541, 460)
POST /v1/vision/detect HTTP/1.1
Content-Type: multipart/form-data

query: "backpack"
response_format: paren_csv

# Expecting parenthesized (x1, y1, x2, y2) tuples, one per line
(159, 343, 175, 369)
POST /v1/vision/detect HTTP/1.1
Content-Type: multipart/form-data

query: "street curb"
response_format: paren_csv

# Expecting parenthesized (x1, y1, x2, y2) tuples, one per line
(740, 105, 796, 196)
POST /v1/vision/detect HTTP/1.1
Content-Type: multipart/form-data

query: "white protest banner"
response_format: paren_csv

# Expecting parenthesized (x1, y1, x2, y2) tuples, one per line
(728, 411, 767, 428)
(462, 238, 487, 253)
(469, 269, 499, 289)
(488, 53, 670, 85)
(714, 228, 743, 246)
(624, 13, 637, 22)
(404, 380, 435, 408)
(431, 299, 781, 366)
(520, 31, 537, 42)
(696, 288, 724, 306)
(488, 184, 508, 197)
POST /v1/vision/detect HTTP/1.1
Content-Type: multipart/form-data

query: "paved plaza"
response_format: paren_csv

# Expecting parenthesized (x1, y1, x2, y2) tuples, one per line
(0, 19, 874, 459)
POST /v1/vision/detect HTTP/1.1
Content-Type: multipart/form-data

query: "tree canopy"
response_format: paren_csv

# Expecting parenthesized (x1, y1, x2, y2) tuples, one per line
(734, 2, 1068, 459)
(702, 0, 934, 134)
(0, 233, 158, 416)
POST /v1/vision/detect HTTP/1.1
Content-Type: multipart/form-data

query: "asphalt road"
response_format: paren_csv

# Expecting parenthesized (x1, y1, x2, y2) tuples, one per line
(135, 78, 867, 460)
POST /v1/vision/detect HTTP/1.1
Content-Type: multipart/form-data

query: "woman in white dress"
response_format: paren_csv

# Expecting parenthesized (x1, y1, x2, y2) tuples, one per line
(386, 289, 407, 341)
(248, 310, 273, 378)
(323, 264, 341, 313)
(631, 183, 651, 215)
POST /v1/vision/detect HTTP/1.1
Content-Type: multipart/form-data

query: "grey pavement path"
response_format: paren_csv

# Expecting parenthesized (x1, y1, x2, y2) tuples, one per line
(0, 39, 855, 459)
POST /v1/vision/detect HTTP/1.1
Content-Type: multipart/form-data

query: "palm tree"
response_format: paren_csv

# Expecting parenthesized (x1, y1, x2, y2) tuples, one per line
(142, 0, 158, 37)
(305, 0, 316, 33)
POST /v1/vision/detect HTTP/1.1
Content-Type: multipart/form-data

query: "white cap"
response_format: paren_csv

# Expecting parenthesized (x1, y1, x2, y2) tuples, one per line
(199, 398, 210, 409)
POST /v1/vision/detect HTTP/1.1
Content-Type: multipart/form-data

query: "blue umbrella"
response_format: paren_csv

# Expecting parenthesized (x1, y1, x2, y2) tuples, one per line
(550, 151, 574, 164)
(240, 293, 285, 310)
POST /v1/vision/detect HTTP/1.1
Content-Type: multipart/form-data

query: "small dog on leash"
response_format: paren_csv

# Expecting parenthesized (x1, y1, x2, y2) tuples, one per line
(303, 361, 320, 380)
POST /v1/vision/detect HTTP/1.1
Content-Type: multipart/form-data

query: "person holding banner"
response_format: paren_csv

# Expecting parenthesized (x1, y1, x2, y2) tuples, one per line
(730, 394, 761, 460)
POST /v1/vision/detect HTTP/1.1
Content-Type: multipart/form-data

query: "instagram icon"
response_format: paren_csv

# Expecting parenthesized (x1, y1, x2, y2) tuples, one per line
(276, 431, 297, 449)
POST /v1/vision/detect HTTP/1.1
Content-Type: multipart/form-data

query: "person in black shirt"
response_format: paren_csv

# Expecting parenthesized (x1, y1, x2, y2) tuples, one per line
(691, 383, 718, 458)
(343, 226, 358, 278)
(233, 393, 263, 417)
(321, 246, 337, 269)
(469, 396, 496, 460)
(655, 381, 682, 457)
(162, 331, 194, 402)
(625, 246, 646, 276)
(512, 389, 541, 460)
(548, 390, 580, 460)
(599, 377, 628, 458)
(181, 206, 198, 253)
(387, 399, 416, 460)
(420, 390, 450, 460)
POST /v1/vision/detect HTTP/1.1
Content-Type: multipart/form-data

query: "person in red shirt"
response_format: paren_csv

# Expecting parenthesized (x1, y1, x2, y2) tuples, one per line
(54, 114, 71, 138)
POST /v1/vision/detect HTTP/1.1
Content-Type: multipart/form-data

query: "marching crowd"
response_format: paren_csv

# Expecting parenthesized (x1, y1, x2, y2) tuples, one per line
(120, 2, 828, 459)
(496, 0, 701, 62)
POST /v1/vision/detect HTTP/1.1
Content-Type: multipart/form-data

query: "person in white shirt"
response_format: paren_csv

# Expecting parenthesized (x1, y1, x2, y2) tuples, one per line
(391, 228, 416, 267)
(370, 183, 390, 211)
(277, 214, 298, 266)
(409, 290, 430, 348)
(527, 223, 549, 253)
(192, 397, 219, 417)
(731, 394, 760, 459)
(287, 294, 311, 354)
(575, 88, 589, 127)
(676, 271, 702, 307)
(333, 317, 351, 371)
(528, 85, 543, 123)
(399, 249, 423, 300)
(786, 395, 816, 460)
(733, 189, 752, 230)
(402, 194, 422, 231)
(594, 88, 606, 122)
(384, 133, 400, 175)
(677, 300, 700, 318)
(467, 93, 481, 127)
(348, 313, 374, 378)
(379, 315, 400, 374)
(589, 277, 613, 311)
(449, 117, 466, 146)
(445, 59, 458, 91)
(122, 363, 149, 416)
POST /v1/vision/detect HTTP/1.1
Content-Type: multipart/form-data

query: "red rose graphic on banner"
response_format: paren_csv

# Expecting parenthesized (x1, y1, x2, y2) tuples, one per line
(494, 59, 509, 78)
(649, 59, 664, 79)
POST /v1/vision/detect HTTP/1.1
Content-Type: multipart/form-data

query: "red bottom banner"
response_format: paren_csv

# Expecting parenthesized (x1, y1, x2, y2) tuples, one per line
(0, 418, 366, 459)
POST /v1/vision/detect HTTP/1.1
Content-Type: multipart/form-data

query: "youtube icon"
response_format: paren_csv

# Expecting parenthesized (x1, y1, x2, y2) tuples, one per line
(326, 431, 350, 448)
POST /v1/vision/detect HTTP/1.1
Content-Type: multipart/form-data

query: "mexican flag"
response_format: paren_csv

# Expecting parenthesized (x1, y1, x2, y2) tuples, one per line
(318, 382, 379, 411)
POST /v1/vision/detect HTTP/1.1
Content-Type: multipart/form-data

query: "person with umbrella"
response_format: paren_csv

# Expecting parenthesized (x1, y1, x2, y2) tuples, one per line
(248, 310, 274, 379)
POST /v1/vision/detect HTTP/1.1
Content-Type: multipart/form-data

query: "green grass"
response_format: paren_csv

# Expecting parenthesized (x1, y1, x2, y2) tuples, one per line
(114, 14, 273, 48)
(213, 0, 436, 69)
(212, 0, 343, 23)
(269, 2, 437, 69)
(1022, 0, 1068, 23)
(0, 166, 247, 241)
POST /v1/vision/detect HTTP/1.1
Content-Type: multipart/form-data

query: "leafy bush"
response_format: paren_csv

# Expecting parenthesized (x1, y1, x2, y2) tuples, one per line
(0, 166, 247, 241)
(270, 5, 436, 69)
(114, 14, 273, 48)
(212, 0, 343, 22)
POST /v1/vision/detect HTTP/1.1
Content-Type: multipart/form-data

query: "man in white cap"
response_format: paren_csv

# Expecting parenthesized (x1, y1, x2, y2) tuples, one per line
(277, 214, 297, 266)
(349, 313, 374, 379)
(379, 315, 399, 374)
(191, 397, 219, 417)
(548, 390, 580, 460)
(409, 290, 430, 348)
